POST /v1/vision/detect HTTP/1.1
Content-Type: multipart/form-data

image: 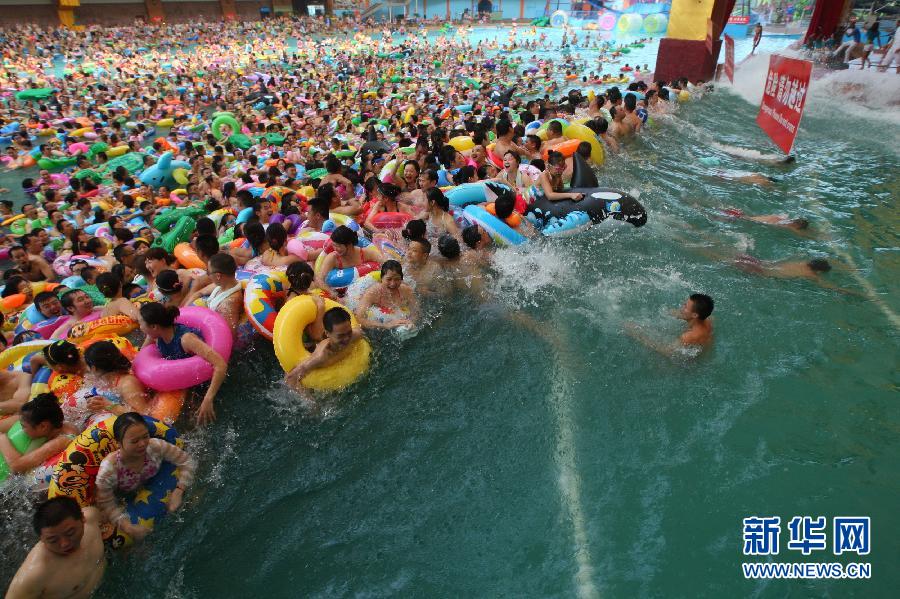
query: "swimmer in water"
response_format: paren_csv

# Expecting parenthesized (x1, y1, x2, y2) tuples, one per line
(6, 497, 106, 599)
(712, 170, 778, 186)
(625, 293, 714, 356)
(718, 209, 814, 235)
(285, 307, 365, 392)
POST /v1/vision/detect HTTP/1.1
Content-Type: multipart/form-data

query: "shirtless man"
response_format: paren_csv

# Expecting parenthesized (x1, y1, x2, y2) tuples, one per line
(184, 253, 244, 334)
(625, 293, 714, 355)
(402, 238, 441, 294)
(285, 307, 365, 391)
(541, 120, 567, 151)
(720, 208, 812, 234)
(734, 255, 834, 281)
(6, 498, 106, 599)
(622, 94, 643, 134)
(9, 245, 55, 283)
(586, 118, 619, 154)
(51, 290, 95, 339)
(712, 170, 776, 187)
(492, 120, 526, 159)
(609, 106, 633, 138)
(0, 368, 32, 415)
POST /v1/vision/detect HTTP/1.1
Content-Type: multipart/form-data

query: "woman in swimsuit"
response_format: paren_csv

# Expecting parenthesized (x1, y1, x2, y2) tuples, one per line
(96, 272, 140, 321)
(536, 151, 585, 202)
(95, 412, 195, 541)
(315, 225, 384, 295)
(423, 188, 459, 240)
(82, 340, 150, 416)
(493, 151, 538, 205)
(260, 222, 301, 269)
(364, 181, 413, 232)
(154, 269, 193, 308)
(138, 303, 227, 425)
(229, 221, 267, 267)
(355, 260, 417, 330)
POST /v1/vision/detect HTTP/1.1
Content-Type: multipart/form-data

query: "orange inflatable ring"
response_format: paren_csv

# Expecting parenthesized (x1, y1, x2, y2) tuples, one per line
(173, 242, 205, 270)
(485, 202, 522, 228)
(542, 138, 582, 161)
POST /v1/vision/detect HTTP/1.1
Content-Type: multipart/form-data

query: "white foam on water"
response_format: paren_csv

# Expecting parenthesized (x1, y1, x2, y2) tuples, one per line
(548, 352, 600, 599)
(709, 140, 783, 162)
(488, 243, 576, 307)
(163, 565, 196, 599)
(725, 50, 900, 132)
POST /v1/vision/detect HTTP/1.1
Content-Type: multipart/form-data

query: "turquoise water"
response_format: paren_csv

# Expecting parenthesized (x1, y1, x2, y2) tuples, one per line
(2, 35, 899, 598)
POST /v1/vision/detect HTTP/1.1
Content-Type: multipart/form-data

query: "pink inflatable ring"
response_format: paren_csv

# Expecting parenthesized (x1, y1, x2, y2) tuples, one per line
(133, 306, 233, 391)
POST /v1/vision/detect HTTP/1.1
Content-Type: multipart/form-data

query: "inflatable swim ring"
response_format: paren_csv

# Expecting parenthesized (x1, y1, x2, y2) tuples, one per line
(244, 270, 288, 341)
(462, 205, 527, 247)
(273, 296, 370, 391)
(132, 307, 233, 392)
(47, 415, 183, 548)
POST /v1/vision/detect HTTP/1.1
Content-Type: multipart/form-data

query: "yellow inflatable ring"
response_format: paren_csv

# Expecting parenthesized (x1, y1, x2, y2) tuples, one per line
(447, 135, 475, 152)
(563, 123, 606, 165)
(105, 145, 128, 157)
(156, 118, 174, 127)
(66, 315, 138, 344)
(172, 168, 189, 185)
(272, 296, 370, 391)
(0, 339, 51, 371)
(2, 214, 25, 227)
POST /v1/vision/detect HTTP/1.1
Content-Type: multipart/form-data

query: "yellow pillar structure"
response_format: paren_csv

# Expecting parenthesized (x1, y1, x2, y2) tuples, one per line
(654, 0, 736, 82)
(57, 0, 79, 27)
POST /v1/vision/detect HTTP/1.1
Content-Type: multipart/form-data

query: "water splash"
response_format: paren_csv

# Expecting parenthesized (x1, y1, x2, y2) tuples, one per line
(725, 50, 900, 132)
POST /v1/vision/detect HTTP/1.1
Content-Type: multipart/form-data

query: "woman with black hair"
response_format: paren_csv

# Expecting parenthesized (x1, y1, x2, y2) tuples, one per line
(83, 340, 149, 415)
(138, 303, 228, 425)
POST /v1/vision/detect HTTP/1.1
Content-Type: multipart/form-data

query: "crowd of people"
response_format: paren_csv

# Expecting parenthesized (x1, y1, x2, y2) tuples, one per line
(0, 12, 843, 597)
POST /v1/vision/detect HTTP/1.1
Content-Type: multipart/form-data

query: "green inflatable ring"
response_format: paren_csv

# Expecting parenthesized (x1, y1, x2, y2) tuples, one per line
(0, 421, 45, 482)
(10, 217, 52, 236)
(217, 226, 235, 246)
(152, 206, 207, 233)
(98, 153, 145, 175)
(87, 142, 109, 157)
(306, 168, 327, 180)
(334, 149, 356, 159)
(211, 114, 241, 141)
(258, 133, 285, 146)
